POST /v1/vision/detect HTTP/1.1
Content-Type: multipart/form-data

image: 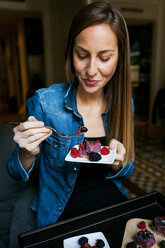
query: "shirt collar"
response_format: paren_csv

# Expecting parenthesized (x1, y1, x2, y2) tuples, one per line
(64, 83, 81, 118)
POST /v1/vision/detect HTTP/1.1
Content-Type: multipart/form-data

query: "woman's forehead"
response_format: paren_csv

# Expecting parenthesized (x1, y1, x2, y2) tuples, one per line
(74, 24, 118, 51)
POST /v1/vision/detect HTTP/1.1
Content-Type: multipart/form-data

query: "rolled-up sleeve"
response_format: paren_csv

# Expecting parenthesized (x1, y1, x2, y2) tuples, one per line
(7, 146, 36, 181)
(105, 162, 134, 179)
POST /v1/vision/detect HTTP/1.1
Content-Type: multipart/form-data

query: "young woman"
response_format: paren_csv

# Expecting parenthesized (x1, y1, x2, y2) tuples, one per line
(7, 0, 134, 243)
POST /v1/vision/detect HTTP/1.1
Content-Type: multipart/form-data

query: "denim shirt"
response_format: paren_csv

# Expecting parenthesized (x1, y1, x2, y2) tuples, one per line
(7, 82, 134, 228)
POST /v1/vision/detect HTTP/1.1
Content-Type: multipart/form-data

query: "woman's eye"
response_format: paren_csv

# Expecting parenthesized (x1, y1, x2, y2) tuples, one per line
(100, 57, 110, 62)
(77, 54, 88, 59)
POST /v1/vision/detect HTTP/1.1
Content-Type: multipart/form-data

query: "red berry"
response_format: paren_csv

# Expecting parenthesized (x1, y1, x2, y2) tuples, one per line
(70, 147, 80, 158)
(138, 221, 146, 229)
(81, 244, 91, 248)
(101, 146, 110, 155)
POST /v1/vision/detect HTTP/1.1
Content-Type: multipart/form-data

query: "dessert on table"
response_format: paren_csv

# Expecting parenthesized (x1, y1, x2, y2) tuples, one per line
(122, 217, 165, 248)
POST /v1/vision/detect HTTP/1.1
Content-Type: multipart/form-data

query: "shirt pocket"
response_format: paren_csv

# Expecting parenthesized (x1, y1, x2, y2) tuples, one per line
(45, 135, 71, 168)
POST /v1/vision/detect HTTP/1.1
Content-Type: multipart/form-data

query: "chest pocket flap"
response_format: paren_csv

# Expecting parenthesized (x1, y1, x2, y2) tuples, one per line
(45, 135, 71, 168)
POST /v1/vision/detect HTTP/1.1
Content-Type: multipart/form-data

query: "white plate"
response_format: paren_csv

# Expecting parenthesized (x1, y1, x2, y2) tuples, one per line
(63, 231, 110, 248)
(65, 145, 116, 164)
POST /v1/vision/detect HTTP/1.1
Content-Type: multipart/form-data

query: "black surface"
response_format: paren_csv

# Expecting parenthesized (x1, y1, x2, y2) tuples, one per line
(18, 192, 165, 248)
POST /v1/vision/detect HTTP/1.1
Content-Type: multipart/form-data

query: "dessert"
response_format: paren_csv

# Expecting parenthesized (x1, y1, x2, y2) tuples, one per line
(135, 229, 156, 247)
(79, 139, 101, 157)
(151, 217, 165, 237)
(122, 218, 165, 248)
(70, 139, 103, 162)
(69, 135, 111, 162)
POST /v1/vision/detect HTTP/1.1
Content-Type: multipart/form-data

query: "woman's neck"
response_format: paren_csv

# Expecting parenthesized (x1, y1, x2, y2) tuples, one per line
(76, 84, 106, 112)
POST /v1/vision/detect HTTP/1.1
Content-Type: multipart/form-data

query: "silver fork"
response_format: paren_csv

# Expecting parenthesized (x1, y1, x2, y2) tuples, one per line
(4, 121, 87, 137)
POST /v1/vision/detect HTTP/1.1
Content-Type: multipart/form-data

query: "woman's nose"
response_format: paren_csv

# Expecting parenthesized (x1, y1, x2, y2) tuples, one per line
(86, 59, 98, 77)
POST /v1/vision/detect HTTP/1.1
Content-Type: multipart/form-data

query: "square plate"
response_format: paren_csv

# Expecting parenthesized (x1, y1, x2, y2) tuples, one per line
(63, 231, 110, 248)
(121, 218, 163, 248)
(65, 145, 116, 164)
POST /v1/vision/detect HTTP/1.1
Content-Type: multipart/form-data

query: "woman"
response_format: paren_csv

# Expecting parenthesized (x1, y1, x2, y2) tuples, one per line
(8, 0, 134, 232)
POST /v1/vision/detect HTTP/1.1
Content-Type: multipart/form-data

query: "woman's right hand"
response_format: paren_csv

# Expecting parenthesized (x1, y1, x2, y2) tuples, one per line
(13, 116, 52, 171)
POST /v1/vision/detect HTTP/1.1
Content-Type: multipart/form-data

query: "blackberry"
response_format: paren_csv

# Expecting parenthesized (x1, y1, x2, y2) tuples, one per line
(126, 241, 137, 248)
(160, 240, 165, 248)
(161, 220, 165, 226)
(95, 239, 105, 248)
(81, 127, 88, 133)
(153, 217, 158, 225)
(89, 152, 101, 161)
(78, 236, 89, 246)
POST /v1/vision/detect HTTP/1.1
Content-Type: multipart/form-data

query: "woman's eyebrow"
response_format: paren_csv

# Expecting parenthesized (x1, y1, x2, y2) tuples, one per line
(75, 46, 115, 53)
(74, 46, 88, 52)
(98, 49, 115, 54)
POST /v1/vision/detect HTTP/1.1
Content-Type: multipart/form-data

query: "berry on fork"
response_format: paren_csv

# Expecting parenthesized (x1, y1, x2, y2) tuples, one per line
(76, 126, 88, 135)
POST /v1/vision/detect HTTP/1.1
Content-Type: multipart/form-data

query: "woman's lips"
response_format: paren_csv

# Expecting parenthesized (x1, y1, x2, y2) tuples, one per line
(84, 79, 99, 86)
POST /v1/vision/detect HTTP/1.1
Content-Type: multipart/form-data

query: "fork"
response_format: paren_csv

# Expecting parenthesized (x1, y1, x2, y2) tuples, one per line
(4, 121, 87, 138)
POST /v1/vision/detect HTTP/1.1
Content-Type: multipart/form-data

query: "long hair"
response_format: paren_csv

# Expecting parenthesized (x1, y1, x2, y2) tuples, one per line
(65, 1, 134, 164)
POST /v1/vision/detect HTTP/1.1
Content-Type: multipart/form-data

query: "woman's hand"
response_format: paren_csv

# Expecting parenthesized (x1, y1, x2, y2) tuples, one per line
(13, 116, 52, 171)
(108, 139, 126, 172)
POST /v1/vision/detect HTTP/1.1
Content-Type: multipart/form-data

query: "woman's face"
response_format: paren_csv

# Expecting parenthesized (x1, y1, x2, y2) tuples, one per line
(73, 23, 119, 95)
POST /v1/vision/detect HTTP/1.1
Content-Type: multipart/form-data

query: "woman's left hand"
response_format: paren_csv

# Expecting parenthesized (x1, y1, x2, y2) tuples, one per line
(108, 139, 126, 171)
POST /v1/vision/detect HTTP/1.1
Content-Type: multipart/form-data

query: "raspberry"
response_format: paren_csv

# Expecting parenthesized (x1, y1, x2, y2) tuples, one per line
(89, 152, 101, 161)
(78, 236, 88, 246)
(138, 221, 146, 229)
(95, 239, 105, 248)
(101, 146, 110, 155)
(81, 244, 91, 248)
(70, 147, 80, 158)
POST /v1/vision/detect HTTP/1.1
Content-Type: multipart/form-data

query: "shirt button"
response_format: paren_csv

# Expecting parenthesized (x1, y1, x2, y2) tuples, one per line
(54, 144, 58, 148)
(59, 206, 62, 211)
(74, 167, 77, 171)
(25, 176, 29, 181)
(68, 187, 72, 192)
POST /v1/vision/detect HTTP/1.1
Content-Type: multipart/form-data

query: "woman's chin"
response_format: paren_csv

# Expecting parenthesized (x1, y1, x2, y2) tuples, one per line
(83, 86, 100, 94)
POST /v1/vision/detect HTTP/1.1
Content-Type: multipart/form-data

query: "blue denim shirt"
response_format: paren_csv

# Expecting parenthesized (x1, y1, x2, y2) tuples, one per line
(8, 82, 134, 228)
